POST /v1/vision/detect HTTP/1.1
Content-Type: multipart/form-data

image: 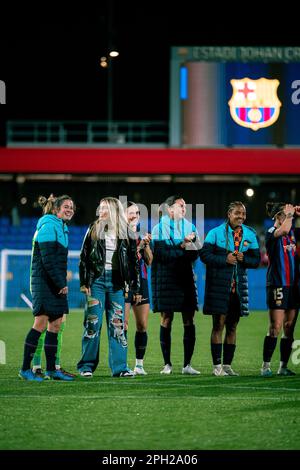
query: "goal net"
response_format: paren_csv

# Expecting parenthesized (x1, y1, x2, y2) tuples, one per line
(0, 249, 83, 310)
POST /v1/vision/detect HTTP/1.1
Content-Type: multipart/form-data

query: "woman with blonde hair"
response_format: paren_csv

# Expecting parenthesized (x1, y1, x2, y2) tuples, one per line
(77, 197, 141, 378)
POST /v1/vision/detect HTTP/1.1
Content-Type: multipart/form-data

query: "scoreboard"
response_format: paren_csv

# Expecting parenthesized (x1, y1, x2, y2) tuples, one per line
(170, 46, 300, 147)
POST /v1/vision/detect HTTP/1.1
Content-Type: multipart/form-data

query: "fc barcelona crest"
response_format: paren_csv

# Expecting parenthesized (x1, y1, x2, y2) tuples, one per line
(228, 78, 281, 131)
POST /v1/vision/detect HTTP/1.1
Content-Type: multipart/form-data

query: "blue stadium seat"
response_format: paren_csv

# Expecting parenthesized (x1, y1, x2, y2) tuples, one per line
(0, 226, 9, 234)
(20, 217, 38, 229)
(0, 217, 10, 226)
(21, 217, 33, 226)
(71, 226, 83, 235)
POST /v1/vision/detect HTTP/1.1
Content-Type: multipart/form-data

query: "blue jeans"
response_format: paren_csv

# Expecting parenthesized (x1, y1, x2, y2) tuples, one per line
(77, 270, 129, 376)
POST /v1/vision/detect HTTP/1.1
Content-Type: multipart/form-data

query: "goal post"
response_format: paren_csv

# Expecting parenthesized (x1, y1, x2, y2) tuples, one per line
(0, 249, 82, 311)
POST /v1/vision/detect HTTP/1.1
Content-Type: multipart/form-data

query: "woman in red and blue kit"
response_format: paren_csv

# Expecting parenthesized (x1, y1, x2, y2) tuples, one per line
(261, 202, 300, 377)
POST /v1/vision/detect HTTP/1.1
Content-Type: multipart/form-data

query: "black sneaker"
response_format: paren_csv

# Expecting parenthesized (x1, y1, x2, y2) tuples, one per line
(18, 369, 44, 382)
(58, 368, 77, 378)
(34, 368, 46, 378)
(118, 370, 135, 377)
(45, 370, 74, 381)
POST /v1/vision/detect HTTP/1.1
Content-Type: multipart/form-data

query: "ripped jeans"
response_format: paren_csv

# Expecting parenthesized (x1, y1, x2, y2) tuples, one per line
(77, 270, 128, 376)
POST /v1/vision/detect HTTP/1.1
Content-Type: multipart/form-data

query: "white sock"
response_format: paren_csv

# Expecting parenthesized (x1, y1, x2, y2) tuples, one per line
(136, 359, 143, 367)
(32, 365, 41, 371)
(262, 361, 271, 369)
(55, 365, 61, 370)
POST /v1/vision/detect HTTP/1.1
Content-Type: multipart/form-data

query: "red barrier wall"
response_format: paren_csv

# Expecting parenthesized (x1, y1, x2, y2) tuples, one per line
(0, 147, 299, 174)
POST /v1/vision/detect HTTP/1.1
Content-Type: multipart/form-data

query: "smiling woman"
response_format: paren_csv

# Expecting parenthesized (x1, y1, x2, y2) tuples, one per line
(77, 196, 142, 378)
(199, 201, 261, 377)
(151, 194, 202, 375)
(18, 194, 76, 381)
(123, 200, 153, 375)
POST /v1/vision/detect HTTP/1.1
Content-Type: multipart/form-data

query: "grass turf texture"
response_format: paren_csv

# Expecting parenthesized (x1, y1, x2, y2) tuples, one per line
(0, 309, 299, 450)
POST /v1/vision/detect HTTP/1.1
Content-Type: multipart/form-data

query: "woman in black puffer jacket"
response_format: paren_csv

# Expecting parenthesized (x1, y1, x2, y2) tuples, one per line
(151, 195, 202, 376)
(19, 194, 75, 382)
(77, 197, 141, 378)
(200, 201, 260, 377)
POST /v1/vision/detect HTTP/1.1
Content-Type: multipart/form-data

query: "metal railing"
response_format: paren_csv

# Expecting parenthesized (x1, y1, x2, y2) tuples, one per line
(6, 120, 169, 147)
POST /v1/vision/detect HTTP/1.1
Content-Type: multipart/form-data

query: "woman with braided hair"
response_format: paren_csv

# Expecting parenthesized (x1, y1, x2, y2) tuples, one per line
(200, 201, 260, 376)
(261, 202, 300, 377)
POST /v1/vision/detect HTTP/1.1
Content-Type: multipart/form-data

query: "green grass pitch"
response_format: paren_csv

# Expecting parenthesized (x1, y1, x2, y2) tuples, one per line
(0, 309, 299, 450)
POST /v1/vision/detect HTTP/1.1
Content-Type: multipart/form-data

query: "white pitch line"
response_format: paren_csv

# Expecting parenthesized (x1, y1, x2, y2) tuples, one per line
(57, 381, 300, 393)
(0, 395, 299, 400)
(20, 293, 33, 309)
(220, 384, 300, 392)
(1, 378, 299, 392)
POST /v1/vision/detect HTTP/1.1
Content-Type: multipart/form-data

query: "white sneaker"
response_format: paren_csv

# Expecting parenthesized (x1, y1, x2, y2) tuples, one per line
(160, 364, 172, 375)
(212, 365, 228, 376)
(222, 365, 239, 376)
(118, 370, 135, 377)
(79, 370, 93, 378)
(182, 364, 200, 375)
(134, 365, 148, 375)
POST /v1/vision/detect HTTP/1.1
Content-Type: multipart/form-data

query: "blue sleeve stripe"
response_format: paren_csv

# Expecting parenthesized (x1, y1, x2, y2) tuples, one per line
(205, 229, 216, 244)
(244, 227, 259, 249)
(251, 237, 259, 249)
(37, 224, 56, 243)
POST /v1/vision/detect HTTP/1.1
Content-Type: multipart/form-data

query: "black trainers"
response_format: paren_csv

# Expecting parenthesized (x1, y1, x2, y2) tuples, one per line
(45, 370, 75, 381)
(114, 370, 135, 377)
(18, 369, 44, 382)
(277, 367, 296, 376)
(58, 368, 77, 378)
(34, 368, 45, 378)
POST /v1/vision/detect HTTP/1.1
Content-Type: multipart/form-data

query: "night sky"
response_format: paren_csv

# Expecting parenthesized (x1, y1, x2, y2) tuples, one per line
(0, 2, 297, 123)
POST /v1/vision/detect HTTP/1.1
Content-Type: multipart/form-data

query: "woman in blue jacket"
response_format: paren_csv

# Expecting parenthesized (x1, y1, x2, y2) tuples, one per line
(151, 195, 201, 375)
(200, 201, 260, 376)
(19, 194, 75, 381)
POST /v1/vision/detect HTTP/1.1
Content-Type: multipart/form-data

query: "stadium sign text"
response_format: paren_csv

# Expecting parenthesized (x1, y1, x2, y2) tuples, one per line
(0, 340, 6, 364)
(291, 80, 300, 104)
(0, 80, 6, 104)
(190, 46, 300, 62)
(291, 340, 300, 365)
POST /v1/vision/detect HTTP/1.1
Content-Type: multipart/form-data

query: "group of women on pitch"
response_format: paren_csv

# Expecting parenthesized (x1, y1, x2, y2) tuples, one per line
(18, 195, 300, 380)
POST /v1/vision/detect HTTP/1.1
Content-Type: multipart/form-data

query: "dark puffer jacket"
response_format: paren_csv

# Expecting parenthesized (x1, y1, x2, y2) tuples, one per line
(30, 214, 69, 315)
(79, 222, 141, 294)
(151, 215, 200, 313)
(199, 222, 260, 316)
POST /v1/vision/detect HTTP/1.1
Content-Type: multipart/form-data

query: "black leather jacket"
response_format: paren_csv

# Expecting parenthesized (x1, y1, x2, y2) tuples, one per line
(79, 223, 141, 294)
